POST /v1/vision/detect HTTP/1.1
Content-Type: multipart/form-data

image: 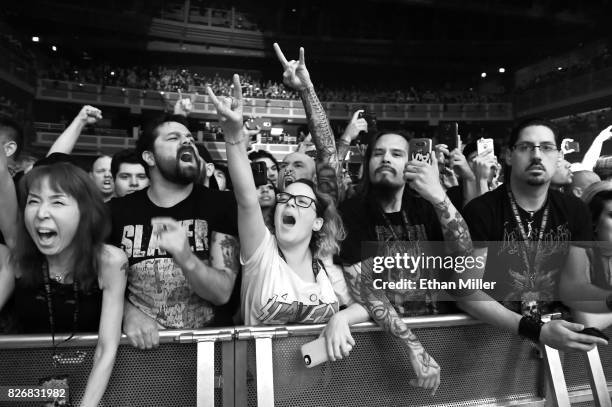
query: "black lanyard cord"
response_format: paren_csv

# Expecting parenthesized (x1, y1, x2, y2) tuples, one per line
(42, 261, 80, 362)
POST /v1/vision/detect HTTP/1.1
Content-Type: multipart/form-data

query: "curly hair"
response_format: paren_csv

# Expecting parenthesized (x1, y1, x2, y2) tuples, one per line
(12, 162, 110, 291)
(289, 179, 346, 259)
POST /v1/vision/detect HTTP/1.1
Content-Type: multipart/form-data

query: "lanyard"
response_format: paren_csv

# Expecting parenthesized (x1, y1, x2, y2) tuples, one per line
(42, 261, 80, 361)
(379, 208, 411, 241)
(277, 247, 321, 279)
(507, 188, 549, 281)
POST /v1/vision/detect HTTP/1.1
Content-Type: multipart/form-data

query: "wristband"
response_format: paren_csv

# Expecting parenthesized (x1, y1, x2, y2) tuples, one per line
(518, 316, 544, 343)
(606, 293, 612, 311)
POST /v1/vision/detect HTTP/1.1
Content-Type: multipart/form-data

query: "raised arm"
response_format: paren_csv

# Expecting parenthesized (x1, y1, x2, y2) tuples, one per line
(273, 43, 343, 197)
(0, 148, 18, 249)
(581, 125, 612, 171)
(343, 260, 440, 395)
(47, 105, 102, 156)
(80, 245, 127, 407)
(207, 74, 267, 260)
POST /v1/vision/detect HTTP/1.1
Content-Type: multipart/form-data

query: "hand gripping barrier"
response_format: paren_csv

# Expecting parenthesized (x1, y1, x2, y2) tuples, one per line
(1, 315, 612, 406)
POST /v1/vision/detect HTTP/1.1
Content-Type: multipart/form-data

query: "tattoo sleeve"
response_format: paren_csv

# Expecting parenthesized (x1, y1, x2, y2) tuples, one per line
(299, 85, 344, 200)
(342, 261, 428, 357)
(433, 196, 474, 256)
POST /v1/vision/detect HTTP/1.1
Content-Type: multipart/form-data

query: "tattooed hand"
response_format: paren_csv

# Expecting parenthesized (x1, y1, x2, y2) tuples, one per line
(408, 347, 441, 395)
(273, 43, 313, 91)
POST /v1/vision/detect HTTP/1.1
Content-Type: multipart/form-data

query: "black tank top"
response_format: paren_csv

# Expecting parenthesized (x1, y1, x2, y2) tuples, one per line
(13, 278, 103, 334)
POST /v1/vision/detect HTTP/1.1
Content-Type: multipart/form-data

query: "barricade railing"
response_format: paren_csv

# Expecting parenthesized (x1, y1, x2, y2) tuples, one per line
(2, 315, 612, 406)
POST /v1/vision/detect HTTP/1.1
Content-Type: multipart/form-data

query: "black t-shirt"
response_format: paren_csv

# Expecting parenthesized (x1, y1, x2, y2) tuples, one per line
(462, 183, 593, 317)
(445, 185, 464, 214)
(338, 189, 447, 316)
(339, 191, 445, 265)
(108, 185, 238, 328)
(13, 279, 102, 334)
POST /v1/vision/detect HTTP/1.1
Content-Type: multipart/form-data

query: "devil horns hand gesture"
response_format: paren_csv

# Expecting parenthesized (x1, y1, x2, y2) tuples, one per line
(273, 43, 313, 91)
(206, 74, 245, 143)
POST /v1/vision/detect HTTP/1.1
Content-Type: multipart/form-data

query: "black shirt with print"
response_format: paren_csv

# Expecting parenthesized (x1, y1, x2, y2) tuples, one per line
(462, 183, 593, 317)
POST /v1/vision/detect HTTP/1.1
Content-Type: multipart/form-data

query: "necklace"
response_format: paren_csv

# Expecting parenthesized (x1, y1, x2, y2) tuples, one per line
(51, 271, 70, 283)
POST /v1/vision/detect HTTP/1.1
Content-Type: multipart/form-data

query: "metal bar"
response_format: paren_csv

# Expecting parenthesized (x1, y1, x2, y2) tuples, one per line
(234, 340, 248, 407)
(543, 346, 571, 407)
(197, 340, 215, 407)
(584, 347, 612, 407)
(0, 328, 234, 348)
(255, 337, 274, 407)
(235, 314, 482, 339)
(222, 341, 234, 407)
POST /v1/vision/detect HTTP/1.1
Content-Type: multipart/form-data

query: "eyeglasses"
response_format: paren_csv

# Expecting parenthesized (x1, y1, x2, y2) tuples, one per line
(276, 192, 317, 209)
(512, 142, 558, 154)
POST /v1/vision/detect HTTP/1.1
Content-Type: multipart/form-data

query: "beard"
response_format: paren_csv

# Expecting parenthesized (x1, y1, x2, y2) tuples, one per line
(155, 146, 201, 185)
(370, 181, 403, 202)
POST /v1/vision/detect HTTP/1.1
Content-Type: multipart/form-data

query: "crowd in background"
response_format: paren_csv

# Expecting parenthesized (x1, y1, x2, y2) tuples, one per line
(41, 58, 506, 103)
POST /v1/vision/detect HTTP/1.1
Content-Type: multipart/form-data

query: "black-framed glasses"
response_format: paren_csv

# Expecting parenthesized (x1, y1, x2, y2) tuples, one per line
(512, 142, 558, 154)
(276, 192, 317, 209)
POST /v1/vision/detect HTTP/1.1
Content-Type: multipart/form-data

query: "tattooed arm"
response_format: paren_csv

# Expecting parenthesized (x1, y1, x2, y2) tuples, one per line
(432, 196, 473, 255)
(343, 260, 440, 395)
(404, 157, 473, 255)
(182, 231, 239, 305)
(152, 216, 239, 305)
(273, 43, 344, 200)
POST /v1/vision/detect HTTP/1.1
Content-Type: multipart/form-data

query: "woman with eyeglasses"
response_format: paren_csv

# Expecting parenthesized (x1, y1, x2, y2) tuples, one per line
(0, 161, 127, 407)
(208, 75, 369, 361)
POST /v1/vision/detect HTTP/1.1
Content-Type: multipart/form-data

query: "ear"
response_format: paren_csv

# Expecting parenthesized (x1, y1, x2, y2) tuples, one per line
(312, 217, 323, 232)
(3, 141, 17, 158)
(572, 186, 582, 198)
(142, 150, 155, 168)
(205, 162, 215, 178)
(504, 148, 512, 166)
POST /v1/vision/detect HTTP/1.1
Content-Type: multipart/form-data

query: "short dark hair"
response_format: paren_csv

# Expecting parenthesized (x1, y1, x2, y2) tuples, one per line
(248, 150, 279, 168)
(111, 149, 144, 179)
(0, 116, 24, 158)
(509, 118, 560, 148)
(89, 154, 111, 173)
(136, 114, 190, 158)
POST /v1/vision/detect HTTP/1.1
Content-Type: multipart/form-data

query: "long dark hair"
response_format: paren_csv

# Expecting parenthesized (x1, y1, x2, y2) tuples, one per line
(12, 163, 110, 290)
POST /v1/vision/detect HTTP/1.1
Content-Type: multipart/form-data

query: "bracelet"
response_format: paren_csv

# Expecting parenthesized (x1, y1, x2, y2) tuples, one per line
(518, 316, 544, 343)
(605, 293, 612, 311)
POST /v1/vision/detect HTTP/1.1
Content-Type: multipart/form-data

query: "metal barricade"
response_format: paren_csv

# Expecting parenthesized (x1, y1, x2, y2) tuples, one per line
(0, 328, 233, 407)
(236, 314, 546, 407)
(562, 327, 612, 406)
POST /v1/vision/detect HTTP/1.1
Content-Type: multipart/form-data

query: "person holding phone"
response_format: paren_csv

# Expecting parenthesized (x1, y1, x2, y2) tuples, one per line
(207, 75, 368, 361)
(338, 131, 474, 395)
